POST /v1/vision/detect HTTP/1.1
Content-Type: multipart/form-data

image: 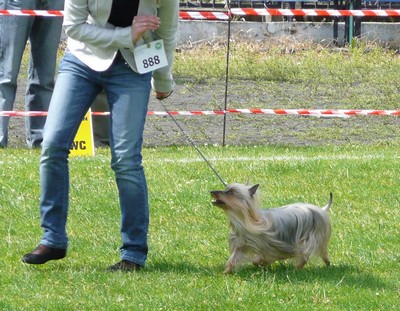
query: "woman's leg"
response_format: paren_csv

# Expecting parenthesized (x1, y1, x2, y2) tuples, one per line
(105, 57, 152, 267)
(39, 52, 101, 249)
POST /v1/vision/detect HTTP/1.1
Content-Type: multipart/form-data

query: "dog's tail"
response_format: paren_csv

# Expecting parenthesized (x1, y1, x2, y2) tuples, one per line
(322, 192, 333, 211)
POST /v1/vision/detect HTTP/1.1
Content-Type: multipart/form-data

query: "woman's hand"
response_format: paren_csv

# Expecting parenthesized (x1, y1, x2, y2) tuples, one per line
(155, 91, 172, 100)
(131, 15, 161, 44)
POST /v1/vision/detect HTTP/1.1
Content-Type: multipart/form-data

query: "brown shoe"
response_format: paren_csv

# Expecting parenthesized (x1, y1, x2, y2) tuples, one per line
(108, 260, 142, 272)
(22, 244, 66, 265)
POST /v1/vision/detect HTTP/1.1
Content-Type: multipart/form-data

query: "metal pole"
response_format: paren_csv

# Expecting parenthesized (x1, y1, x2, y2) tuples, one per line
(222, 1, 232, 147)
(349, 1, 354, 44)
(333, 0, 339, 45)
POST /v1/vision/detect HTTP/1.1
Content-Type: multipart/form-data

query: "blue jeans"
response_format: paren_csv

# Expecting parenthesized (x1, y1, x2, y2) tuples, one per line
(0, 0, 64, 147)
(39, 52, 151, 266)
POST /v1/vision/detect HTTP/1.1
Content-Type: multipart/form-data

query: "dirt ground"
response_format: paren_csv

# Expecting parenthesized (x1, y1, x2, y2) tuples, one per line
(6, 74, 400, 149)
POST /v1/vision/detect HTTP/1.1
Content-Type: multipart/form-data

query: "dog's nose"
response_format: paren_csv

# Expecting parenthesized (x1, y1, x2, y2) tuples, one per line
(210, 190, 221, 197)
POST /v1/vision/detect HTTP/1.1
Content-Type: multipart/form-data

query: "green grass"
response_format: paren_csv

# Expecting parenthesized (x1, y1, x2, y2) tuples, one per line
(1, 145, 399, 310)
(174, 41, 400, 110)
(4, 37, 400, 309)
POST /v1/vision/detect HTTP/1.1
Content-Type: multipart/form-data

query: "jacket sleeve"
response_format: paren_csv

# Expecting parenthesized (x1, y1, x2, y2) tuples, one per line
(63, 0, 134, 50)
(152, 0, 179, 92)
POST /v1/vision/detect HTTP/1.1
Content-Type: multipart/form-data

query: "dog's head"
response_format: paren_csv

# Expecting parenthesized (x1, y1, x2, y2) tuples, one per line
(211, 183, 266, 231)
(211, 182, 260, 215)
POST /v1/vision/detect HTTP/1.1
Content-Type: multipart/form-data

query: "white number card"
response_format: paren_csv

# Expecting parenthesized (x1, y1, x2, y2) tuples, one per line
(134, 39, 168, 74)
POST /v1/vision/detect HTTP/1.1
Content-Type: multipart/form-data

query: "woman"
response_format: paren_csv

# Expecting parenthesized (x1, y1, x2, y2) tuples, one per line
(22, 0, 179, 271)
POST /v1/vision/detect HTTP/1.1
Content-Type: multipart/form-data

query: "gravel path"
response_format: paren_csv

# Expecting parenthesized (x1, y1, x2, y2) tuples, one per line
(6, 77, 400, 148)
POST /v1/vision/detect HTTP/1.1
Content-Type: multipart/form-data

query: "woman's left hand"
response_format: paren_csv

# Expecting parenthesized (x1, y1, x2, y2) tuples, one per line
(155, 91, 172, 100)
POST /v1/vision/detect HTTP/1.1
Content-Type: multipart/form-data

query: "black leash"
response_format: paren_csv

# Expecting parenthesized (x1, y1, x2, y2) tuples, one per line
(159, 101, 227, 187)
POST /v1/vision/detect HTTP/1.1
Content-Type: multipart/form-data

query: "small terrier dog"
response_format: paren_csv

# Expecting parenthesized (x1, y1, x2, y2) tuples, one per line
(210, 183, 332, 273)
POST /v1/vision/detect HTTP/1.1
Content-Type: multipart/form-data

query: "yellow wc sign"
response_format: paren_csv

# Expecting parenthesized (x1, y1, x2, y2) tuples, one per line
(69, 109, 95, 157)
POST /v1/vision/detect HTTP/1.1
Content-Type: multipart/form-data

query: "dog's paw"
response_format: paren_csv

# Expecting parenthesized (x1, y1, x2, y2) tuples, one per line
(223, 263, 234, 274)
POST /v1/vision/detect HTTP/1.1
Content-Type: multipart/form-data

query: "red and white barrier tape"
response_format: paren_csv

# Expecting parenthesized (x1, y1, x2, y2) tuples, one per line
(0, 10, 63, 17)
(230, 8, 400, 18)
(181, 9, 400, 19)
(180, 10, 231, 20)
(1, 109, 399, 117)
(2, 9, 400, 19)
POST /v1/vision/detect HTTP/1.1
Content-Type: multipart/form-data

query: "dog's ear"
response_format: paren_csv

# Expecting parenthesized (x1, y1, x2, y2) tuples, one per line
(248, 184, 259, 196)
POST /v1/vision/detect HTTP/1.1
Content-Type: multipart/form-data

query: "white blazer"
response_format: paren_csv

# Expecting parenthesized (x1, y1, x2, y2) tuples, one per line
(63, 0, 179, 92)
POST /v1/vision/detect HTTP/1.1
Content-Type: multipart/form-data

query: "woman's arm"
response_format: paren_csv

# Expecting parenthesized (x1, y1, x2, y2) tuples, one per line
(152, 0, 180, 92)
(63, 0, 133, 49)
